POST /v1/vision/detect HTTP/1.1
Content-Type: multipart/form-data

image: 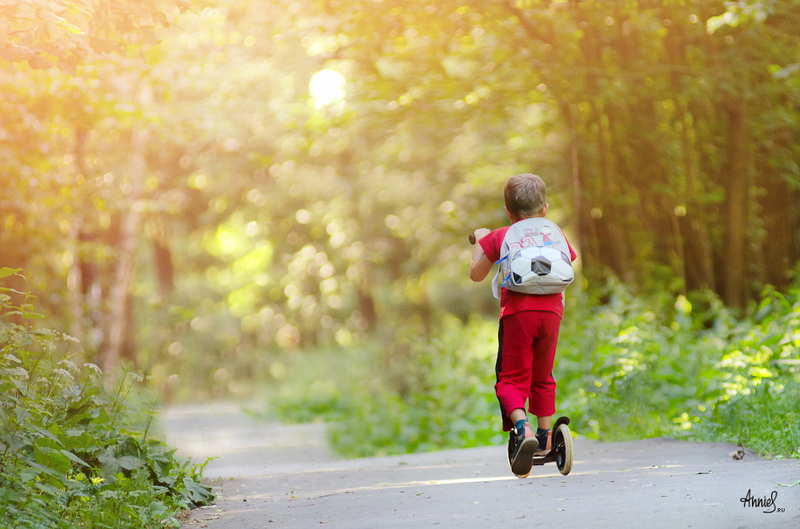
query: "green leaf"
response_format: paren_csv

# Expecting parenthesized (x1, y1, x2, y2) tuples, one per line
(30, 425, 61, 443)
(92, 407, 112, 424)
(60, 449, 89, 467)
(0, 268, 21, 279)
(34, 482, 64, 497)
(27, 56, 53, 70)
(118, 454, 143, 471)
(37, 447, 72, 474)
(182, 477, 215, 506)
(57, 58, 77, 76)
(24, 460, 64, 479)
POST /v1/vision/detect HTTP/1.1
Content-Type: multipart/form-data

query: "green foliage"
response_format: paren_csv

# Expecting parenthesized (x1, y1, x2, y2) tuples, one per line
(329, 320, 505, 458)
(555, 283, 799, 443)
(694, 381, 800, 459)
(268, 320, 503, 457)
(268, 284, 800, 459)
(0, 280, 213, 529)
(4, 0, 800, 403)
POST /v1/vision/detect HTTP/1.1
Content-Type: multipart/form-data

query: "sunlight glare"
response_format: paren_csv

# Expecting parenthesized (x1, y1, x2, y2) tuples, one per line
(309, 69, 346, 108)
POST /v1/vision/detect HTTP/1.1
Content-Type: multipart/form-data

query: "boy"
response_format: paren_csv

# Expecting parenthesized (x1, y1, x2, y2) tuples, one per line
(469, 173, 577, 477)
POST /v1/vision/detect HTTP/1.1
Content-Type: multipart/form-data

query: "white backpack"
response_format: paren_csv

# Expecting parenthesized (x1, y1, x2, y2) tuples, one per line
(491, 218, 574, 299)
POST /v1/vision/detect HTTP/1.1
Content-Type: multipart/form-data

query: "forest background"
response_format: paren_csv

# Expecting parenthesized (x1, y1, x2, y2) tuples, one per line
(2, 0, 800, 480)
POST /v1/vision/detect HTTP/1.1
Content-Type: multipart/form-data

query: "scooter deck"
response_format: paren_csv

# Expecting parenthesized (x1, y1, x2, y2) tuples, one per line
(531, 449, 558, 466)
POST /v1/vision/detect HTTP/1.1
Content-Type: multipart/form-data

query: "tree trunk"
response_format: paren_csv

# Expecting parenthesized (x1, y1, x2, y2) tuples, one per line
(722, 97, 749, 310)
(153, 237, 175, 296)
(67, 221, 85, 343)
(678, 101, 715, 291)
(101, 127, 148, 375)
(591, 104, 630, 282)
(561, 101, 592, 276)
(761, 173, 794, 290)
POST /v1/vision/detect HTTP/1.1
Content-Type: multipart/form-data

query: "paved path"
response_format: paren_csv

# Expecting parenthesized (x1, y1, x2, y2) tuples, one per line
(159, 403, 800, 529)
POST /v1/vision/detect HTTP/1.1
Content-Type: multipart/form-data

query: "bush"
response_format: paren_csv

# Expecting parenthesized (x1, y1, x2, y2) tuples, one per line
(267, 281, 800, 460)
(327, 319, 503, 457)
(556, 283, 800, 449)
(0, 269, 214, 529)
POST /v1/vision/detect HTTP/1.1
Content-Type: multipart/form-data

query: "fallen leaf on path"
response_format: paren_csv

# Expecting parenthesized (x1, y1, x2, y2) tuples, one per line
(730, 449, 744, 460)
(777, 479, 800, 487)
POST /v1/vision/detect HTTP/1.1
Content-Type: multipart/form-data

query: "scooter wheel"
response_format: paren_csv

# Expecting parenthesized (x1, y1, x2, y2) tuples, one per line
(554, 422, 573, 476)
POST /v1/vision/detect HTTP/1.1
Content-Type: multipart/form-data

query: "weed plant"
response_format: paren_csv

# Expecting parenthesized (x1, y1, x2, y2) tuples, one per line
(0, 270, 214, 529)
(267, 282, 800, 459)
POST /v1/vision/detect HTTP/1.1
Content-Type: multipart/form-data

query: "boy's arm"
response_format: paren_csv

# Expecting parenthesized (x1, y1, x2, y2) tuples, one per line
(469, 228, 493, 282)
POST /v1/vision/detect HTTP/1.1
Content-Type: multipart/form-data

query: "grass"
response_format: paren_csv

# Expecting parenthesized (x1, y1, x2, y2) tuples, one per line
(693, 381, 800, 459)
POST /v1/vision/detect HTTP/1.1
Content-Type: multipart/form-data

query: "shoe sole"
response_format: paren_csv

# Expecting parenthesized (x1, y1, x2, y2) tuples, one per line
(511, 436, 539, 477)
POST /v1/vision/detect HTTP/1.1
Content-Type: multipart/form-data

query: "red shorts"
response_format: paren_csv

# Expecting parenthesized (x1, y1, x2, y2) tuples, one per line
(495, 310, 561, 431)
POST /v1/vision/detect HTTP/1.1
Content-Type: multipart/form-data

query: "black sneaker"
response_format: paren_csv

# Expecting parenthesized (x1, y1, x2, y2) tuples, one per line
(507, 421, 539, 477)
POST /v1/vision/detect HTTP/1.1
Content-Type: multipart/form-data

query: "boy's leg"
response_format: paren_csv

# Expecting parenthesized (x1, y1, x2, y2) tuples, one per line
(495, 313, 537, 432)
(509, 408, 527, 424)
(527, 311, 561, 450)
(496, 313, 541, 476)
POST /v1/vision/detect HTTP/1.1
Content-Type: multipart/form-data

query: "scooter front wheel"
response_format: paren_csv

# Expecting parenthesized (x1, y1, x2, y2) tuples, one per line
(553, 422, 573, 475)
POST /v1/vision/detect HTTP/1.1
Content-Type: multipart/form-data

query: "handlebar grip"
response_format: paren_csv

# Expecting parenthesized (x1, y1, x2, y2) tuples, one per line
(469, 233, 476, 245)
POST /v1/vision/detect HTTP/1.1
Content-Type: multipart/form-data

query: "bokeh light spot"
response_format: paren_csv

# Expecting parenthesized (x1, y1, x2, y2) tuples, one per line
(309, 70, 345, 107)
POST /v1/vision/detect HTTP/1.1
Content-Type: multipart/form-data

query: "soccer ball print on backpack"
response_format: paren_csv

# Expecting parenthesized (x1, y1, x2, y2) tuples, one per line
(492, 217, 574, 299)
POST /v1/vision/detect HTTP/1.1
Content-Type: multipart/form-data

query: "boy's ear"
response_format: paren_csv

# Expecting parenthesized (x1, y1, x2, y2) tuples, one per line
(543, 202, 549, 216)
(505, 206, 514, 222)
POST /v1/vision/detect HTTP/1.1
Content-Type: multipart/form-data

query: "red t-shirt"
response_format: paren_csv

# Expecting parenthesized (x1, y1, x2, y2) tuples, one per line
(479, 221, 577, 320)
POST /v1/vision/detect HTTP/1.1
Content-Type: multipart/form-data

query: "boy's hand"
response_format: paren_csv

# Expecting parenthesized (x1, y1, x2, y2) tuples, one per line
(472, 228, 490, 242)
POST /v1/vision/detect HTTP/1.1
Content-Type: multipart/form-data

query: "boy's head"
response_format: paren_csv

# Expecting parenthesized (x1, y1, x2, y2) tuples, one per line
(504, 173, 548, 221)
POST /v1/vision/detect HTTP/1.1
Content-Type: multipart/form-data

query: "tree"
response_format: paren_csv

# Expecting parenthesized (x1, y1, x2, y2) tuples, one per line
(0, 0, 186, 72)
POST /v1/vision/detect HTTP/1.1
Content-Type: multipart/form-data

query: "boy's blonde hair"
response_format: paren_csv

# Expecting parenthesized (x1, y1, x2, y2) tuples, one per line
(504, 173, 547, 219)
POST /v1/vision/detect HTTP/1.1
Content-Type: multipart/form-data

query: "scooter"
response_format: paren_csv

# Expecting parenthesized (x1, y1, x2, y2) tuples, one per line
(525, 416, 573, 476)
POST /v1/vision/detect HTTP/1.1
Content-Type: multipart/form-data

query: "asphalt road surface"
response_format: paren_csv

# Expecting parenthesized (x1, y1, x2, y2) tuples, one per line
(159, 403, 800, 529)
